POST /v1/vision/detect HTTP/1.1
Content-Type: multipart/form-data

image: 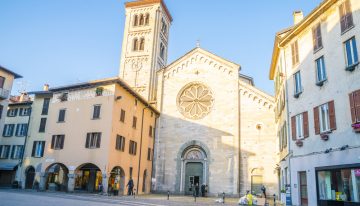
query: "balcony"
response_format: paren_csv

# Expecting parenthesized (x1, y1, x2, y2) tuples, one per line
(0, 88, 10, 100)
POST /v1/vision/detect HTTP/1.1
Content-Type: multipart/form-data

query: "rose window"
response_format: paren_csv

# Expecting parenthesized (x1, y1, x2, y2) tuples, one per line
(177, 83, 214, 119)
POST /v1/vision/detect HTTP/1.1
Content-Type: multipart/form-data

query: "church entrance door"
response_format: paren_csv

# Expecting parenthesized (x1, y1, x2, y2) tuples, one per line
(184, 162, 203, 195)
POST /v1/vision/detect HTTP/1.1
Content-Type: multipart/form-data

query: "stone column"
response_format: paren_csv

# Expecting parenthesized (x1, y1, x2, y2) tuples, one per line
(102, 173, 108, 194)
(39, 172, 47, 191)
(67, 172, 75, 192)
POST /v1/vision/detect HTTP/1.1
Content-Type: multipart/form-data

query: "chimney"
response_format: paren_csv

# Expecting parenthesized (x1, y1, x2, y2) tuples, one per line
(19, 92, 29, 102)
(293, 11, 304, 25)
(43, 84, 49, 91)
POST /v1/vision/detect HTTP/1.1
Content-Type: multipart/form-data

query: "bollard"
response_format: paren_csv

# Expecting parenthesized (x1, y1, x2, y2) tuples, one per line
(273, 194, 276, 206)
(167, 190, 170, 200)
(222, 192, 225, 204)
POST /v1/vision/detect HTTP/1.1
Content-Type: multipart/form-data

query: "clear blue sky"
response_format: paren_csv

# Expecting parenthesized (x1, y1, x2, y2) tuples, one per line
(0, 0, 323, 95)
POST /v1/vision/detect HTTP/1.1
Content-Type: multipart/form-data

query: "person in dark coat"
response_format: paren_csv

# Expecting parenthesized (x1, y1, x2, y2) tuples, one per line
(126, 178, 134, 196)
(201, 184, 206, 197)
(195, 183, 200, 197)
(261, 185, 266, 198)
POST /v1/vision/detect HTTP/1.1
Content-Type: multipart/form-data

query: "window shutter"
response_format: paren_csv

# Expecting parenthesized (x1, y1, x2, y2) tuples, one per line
(291, 116, 296, 140)
(349, 92, 356, 123)
(31, 142, 36, 157)
(19, 108, 23, 116)
(15, 124, 20, 136)
(10, 146, 15, 159)
(339, 3, 346, 32)
(314, 107, 320, 135)
(40, 142, 45, 157)
(85, 133, 90, 148)
(354, 90, 360, 123)
(14, 108, 18, 116)
(345, 0, 353, 28)
(6, 110, 10, 117)
(10, 124, 14, 136)
(303, 112, 309, 138)
(116, 135, 120, 150)
(60, 135, 65, 149)
(51, 136, 55, 149)
(96, 133, 101, 148)
(5, 146, 10, 158)
(2, 125, 7, 136)
(328, 101, 337, 130)
(122, 137, 125, 151)
(0, 146, 2, 158)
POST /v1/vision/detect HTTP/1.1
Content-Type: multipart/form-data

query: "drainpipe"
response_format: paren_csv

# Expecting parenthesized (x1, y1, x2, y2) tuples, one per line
(150, 113, 159, 193)
(136, 105, 150, 193)
(238, 73, 242, 197)
(19, 104, 32, 187)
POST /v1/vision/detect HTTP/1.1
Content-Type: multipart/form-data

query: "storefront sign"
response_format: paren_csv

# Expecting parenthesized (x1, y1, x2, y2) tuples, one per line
(355, 169, 360, 177)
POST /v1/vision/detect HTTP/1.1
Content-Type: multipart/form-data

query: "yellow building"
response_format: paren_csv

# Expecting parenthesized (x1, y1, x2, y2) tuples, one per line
(29, 77, 158, 195)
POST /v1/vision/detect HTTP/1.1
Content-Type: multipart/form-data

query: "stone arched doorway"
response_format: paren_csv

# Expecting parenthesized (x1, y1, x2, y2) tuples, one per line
(74, 163, 102, 192)
(25, 166, 35, 189)
(180, 146, 208, 195)
(45, 163, 69, 191)
(251, 168, 264, 195)
(108, 166, 125, 196)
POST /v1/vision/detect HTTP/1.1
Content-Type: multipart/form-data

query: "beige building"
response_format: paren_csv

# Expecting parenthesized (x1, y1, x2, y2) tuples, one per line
(20, 87, 52, 189)
(269, 0, 360, 205)
(0, 94, 32, 187)
(34, 78, 158, 195)
(120, 0, 278, 197)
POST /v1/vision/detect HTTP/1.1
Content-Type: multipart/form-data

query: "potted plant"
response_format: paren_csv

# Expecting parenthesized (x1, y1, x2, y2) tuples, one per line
(320, 131, 332, 141)
(352, 123, 360, 133)
(95, 87, 104, 96)
(295, 139, 303, 147)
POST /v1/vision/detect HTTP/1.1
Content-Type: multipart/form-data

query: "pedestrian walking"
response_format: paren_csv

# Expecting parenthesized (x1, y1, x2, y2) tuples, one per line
(201, 184, 205, 197)
(261, 185, 267, 198)
(195, 183, 199, 197)
(126, 178, 134, 196)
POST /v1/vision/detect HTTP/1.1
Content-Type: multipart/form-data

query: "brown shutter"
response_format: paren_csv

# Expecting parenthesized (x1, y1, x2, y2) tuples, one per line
(60, 135, 65, 149)
(122, 137, 125, 151)
(345, 0, 354, 28)
(51, 136, 55, 149)
(303, 112, 309, 138)
(339, 3, 346, 32)
(354, 90, 360, 123)
(31, 141, 36, 157)
(115, 135, 119, 150)
(291, 116, 296, 140)
(312, 27, 317, 50)
(96, 133, 101, 148)
(85, 133, 90, 148)
(317, 25, 322, 49)
(328, 101, 337, 130)
(349, 92, 356, 123)
(314, 107, 320, 135)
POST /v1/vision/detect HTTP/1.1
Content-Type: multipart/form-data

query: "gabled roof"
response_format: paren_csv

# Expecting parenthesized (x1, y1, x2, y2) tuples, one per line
(269, 0, 337, 80)
(125, 0, 173, 22)
(42, 77, 159, 114)
(158, 47, 241, 74)
(0, 65, 22, 79)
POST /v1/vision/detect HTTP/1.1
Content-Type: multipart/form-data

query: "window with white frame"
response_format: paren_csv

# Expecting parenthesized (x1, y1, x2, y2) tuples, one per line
(315, 56, 327, 83)
(295, 113, 304, 139)
(0, 145, 11, 159)
(85, 132, 101, 149)
(344, 37, 359, 68)
(11, 145, 23, 159)
(319, 103, 330, 133)
(294, 71, 302, 95)
(3, 124, 15, 137)
(32, 141, 45, 158)
(15, 124, 28, 137)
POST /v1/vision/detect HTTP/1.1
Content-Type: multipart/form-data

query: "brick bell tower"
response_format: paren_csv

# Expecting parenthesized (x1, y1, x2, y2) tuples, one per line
(119, 0, 172, 101)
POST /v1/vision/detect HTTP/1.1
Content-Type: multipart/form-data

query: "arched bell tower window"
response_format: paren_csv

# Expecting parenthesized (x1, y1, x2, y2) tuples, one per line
(139, 38, 145, 51)
(133, 38, 139, 51)
(139, 14, 145, 26)
(145, 13, 150, 25)
(133, 15, 138, 27)
(160, 42, 165, 59)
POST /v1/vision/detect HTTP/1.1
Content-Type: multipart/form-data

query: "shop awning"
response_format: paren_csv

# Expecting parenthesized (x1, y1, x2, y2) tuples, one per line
(0, 163, 18, 171)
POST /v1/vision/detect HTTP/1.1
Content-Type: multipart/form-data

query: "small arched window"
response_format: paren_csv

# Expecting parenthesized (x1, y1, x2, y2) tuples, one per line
(139, 14, 145, 26)
(145, 13, 150, 25)
(139, 38, 145, 51)
(133, 38, 139, 51)
(160, 42, 165, 59)
(133, 15, 138, 27)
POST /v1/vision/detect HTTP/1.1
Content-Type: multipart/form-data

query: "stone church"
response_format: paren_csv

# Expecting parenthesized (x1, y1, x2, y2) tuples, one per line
(119, 0, 278, 196)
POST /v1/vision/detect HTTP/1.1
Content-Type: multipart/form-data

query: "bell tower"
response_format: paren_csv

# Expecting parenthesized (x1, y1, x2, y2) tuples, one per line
(119, 0, 172, 101)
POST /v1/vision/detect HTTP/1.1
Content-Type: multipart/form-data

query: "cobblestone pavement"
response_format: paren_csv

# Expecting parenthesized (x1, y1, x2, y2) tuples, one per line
(0, 189, 278, 206)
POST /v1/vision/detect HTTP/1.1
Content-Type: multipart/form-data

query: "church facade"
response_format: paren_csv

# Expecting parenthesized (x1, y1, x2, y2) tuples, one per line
(119, 0, 278, 196)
